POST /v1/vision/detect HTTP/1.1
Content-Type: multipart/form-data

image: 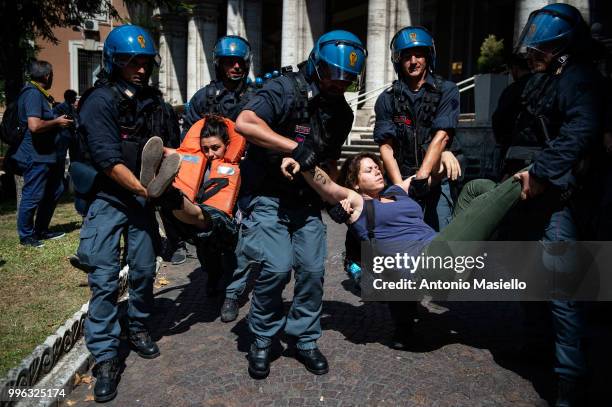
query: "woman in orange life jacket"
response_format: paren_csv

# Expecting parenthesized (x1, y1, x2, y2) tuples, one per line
(146, 114, 243, 296)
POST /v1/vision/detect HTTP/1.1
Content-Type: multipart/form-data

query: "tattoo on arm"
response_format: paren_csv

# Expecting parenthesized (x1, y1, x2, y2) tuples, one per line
(311, 167, 328, 185)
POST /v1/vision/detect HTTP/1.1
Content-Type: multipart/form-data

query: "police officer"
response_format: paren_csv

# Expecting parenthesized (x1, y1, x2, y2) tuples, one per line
(509, 4, 604, 406)
(371, 26, 460, 352)
(233, 30, 366, 379)
(183, 35, 254, 128)
(74, 25, 179, 402)
(373, 26, 461, 231)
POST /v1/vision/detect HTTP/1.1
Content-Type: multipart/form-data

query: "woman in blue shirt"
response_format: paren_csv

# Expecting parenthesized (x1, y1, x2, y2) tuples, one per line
(281, 152, 522, 348)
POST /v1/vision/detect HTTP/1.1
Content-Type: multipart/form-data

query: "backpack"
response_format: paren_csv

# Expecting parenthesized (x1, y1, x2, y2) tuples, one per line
(1, 99, 24, 146)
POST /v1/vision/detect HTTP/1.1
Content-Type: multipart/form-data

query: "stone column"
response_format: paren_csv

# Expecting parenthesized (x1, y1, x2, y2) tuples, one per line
(281, 0, 325, 70)
(157, 14, 187, 106)
(364, 0, 415, 108)
(227, 0, 262, 78)
(187, 2, 219, 101)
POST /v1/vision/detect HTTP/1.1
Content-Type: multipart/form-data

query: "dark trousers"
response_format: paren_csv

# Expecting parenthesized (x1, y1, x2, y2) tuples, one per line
(78, 198, 158, 363)
(237, 196, 326, 350)
(17, 161, 65, 240)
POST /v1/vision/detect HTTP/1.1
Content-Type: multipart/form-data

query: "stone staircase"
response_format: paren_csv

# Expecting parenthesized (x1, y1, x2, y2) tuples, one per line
(338, 126, 378, 167)
(338, 112, 481, 168)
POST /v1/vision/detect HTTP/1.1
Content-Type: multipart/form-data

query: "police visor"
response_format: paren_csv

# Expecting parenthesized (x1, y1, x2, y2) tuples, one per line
(514, 9, 574, 57)
(112, 53, 161, 70)
(316, 60, 358, 84)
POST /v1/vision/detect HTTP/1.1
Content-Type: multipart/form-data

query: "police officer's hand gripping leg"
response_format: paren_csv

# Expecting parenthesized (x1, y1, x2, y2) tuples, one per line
(234, 30, 366, 379)
(73, 25, 178, 402)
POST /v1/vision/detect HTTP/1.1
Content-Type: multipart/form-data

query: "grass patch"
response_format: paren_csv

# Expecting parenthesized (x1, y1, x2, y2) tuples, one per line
(0, 198, 89, 377)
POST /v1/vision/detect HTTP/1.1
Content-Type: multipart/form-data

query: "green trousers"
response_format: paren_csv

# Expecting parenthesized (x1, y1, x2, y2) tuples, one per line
(434, 176, 522, 242)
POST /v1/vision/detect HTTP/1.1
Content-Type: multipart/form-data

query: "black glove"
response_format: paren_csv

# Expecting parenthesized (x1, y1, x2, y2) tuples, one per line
(327, 202, 351, 224)
(291, 142, 318, 171)
(408, 177, 430, 200)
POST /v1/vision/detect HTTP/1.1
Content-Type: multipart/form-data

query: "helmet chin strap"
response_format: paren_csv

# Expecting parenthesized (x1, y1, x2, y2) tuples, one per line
(553, 53, 570, 75)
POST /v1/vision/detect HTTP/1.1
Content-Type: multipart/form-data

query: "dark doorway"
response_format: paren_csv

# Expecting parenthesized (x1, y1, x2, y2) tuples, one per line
(260, 0, 283, 75)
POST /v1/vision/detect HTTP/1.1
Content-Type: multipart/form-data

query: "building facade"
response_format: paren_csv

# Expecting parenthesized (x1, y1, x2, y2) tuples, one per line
(36, 0, 610, 107)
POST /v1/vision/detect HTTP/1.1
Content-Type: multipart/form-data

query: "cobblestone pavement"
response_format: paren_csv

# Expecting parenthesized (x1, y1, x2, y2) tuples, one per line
(64, 216, 609, 406)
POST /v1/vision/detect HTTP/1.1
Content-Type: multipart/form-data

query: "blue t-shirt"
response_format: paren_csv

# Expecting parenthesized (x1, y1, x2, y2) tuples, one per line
(350, 184, 437, 243)
(13, 84, 59, 164)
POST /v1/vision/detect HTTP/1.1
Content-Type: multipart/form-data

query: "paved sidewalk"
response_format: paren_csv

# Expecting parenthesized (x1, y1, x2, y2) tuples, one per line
(64, 216, 567, 406)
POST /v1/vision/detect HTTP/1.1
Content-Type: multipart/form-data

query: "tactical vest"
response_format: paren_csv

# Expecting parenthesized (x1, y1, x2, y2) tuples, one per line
(254, 69, 336, 200)
(390, 76, 444, 177)
(203, 80, 256, 121)
(76, 78, 176, 177)
(504, 73, 560, 173)
(174, 117, 246, 217)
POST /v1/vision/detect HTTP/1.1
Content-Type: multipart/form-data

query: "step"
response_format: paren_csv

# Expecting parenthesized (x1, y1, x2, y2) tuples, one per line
(342, 144, 379, 153)
(348, 138, 376, 146)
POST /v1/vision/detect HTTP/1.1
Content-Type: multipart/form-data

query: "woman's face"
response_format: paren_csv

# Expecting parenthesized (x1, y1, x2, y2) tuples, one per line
(200, 136, 227, 160)
(356, 157, 385, 195)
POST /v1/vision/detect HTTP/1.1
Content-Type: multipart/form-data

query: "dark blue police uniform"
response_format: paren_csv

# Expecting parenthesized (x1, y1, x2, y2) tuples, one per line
(373, 74, 459, 230)
(236, 69, 352, 350)
(502, 62, 604, 381)
(13, 83, 66, 241)
(183, 79, 254, 135)
(76, 79, 173, 363)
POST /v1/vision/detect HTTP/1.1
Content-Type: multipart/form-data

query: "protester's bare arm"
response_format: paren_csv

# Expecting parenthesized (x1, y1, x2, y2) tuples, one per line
(104, 163, 148, 198)
(379, 139, 403, 184)
(281, 158, 363, 222)
(397, 175, 415, 194)
(235, 110, 297, 153)
(27, 116, 73, 133)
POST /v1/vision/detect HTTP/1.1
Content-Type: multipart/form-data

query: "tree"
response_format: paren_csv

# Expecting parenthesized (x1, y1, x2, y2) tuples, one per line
(0, 0, 185, 104)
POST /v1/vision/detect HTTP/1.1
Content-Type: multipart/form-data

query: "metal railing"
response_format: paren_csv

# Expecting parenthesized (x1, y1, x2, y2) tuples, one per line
(343, 75, 477, 146)
(457, 76, 475, 93)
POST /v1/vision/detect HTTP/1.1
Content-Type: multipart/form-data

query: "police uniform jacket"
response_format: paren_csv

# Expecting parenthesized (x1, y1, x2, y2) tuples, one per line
(241, 69, 354, 205)
(183, 79, 253, 130)
(373, 74, 460, 176)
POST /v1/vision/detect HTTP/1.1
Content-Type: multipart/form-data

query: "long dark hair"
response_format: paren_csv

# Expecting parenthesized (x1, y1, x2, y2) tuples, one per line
(200, 114, 230, 145)
(338, 152, 384, 191)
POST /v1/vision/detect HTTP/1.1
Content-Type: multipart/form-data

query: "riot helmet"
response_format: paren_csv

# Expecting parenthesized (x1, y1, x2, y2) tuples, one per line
(390, 26, 436, 74)
(213, 35, 252, 81)
(305, 30, 367, 92)
(103, 25, 160, 77)
(514, 3, 589, 65)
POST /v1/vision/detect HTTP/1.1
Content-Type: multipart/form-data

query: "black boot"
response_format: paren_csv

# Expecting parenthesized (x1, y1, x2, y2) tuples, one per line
(555, 376, 586, 407)
(93, 357, 119, 402)
(128, 331, 160, 359)
(248, 344, 271, 379)
(296, 348, 329, 375)
(220, 298, 239, 322)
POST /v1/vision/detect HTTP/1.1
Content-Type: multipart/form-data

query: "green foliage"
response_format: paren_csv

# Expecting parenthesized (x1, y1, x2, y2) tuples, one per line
(477, 35, 505, 74)
(0, 0, 185, 103)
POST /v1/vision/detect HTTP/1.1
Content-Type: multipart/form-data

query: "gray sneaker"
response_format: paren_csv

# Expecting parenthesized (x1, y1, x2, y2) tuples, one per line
(147, 153, 181, 199)
(170, 246, 187, 265)
(140, 136, 164, 188)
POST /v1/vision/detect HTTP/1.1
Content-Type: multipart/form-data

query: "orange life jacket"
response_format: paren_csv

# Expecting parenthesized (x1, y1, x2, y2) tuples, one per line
(173, 117, 246, 217)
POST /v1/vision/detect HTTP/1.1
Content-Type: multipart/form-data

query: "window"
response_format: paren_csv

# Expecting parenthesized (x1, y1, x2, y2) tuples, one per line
(77, 49, 103, 95)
